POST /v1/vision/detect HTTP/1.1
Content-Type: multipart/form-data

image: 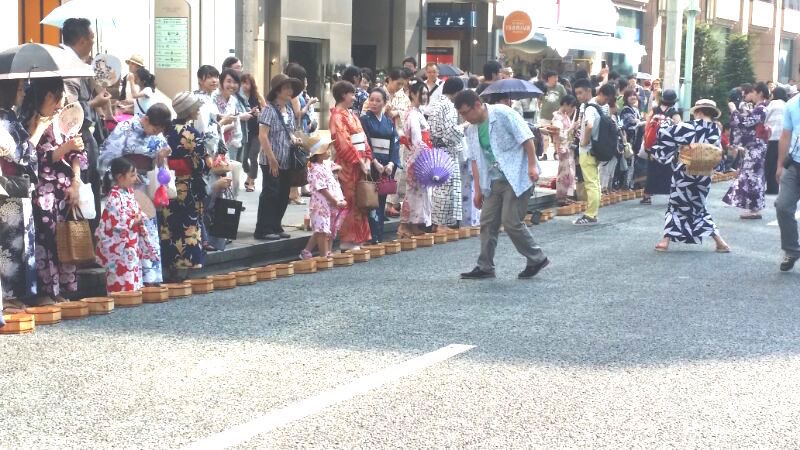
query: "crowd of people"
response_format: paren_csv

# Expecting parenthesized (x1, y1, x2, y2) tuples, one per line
(2, 16, 800, 322)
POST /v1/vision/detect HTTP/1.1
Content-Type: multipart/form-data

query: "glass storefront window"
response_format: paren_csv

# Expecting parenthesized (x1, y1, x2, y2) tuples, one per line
(779, 38, 793, 84)
(611, 8, 643, 76)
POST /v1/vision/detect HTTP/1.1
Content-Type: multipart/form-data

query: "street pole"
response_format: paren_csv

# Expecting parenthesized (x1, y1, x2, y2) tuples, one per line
(663, 0, 682, 92)
(682, 0, 700, 121)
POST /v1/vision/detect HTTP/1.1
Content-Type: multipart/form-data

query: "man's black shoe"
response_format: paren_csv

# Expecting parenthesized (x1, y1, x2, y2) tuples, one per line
(780, 255, 799, 272)
(518, 257, 550, 279)
(460, 267, 496, 279)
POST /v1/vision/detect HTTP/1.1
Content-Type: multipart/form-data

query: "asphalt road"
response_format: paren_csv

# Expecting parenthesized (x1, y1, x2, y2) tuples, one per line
(2, 186, 800, 449)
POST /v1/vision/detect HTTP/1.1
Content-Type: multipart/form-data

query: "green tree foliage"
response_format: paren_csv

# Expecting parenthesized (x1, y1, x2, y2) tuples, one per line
(690, 24, 722, 103)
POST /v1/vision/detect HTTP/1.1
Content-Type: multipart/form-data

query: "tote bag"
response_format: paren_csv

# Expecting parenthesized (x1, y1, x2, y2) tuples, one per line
(208, 189, 243, 240)
(56, 207, 95, 266)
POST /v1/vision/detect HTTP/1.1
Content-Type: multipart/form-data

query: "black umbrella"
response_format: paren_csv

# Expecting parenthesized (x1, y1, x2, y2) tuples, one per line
(0, 43, 95, 80)
(436, 63, 464, 77)
(479, 78, 544, 100)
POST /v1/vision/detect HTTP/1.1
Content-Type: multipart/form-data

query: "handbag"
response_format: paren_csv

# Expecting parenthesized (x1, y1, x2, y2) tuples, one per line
(273, 104, 308, 186)
(377, 175, 397, 196)
(56, 206, 95, 266)
(208, 189, 242, 240)
(356, 174, 379, 210)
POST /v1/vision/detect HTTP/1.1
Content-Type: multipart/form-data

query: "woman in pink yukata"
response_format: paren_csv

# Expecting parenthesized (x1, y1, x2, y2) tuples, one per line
(299, 135, 346, 259)
(95, 157, 158, 293)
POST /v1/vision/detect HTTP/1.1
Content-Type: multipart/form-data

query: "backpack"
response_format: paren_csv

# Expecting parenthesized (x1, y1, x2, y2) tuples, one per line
(586, 103, 619, 162)
(643, 113, 665, 150)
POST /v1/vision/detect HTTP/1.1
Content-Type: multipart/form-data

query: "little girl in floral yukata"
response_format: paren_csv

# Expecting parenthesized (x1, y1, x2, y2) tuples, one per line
(95, 158, 158, 293)
(299, 135, 346, 259)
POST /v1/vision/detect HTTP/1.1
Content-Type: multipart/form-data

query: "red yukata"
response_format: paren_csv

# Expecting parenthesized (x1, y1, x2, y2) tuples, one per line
(95, 186, 158, 293)
(329, 106, 373, 245)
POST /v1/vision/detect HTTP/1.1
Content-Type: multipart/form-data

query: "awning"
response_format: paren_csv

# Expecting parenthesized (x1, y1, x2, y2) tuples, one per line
(540, 28, 647, 61)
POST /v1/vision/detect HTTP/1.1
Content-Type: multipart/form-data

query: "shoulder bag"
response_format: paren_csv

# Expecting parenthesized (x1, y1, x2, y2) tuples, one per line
(272, 104, 308, 186)
(356, 173, 379, 210)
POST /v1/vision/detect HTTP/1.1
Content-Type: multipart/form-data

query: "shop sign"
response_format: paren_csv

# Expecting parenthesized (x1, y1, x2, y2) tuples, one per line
(502, 10, 535, 45)
(428, 12, 476, 28)
(154, 17, 189, 70)
(427, 47, 454, 65)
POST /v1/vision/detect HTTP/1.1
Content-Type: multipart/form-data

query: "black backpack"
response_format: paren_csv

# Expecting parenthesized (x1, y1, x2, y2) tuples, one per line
(586, 103, 620, 162)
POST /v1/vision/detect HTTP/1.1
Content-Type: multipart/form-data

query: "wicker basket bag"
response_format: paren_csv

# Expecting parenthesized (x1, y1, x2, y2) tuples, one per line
(679, 143, 722, 176)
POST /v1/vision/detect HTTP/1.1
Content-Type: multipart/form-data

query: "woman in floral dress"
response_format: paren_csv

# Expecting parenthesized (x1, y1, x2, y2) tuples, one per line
(329, 81, 373, 249)
(653, 99, 730, 252)
(160, 93, 207, 276)
(723, 82, 770, 219)
(551, 95, 577, 204)
(95, 158, 158, 292)
(428, 77, 464, 229)
(398, 81, 432, 237)
(20, 78, 87, 303)
(0, 79, 37, 310)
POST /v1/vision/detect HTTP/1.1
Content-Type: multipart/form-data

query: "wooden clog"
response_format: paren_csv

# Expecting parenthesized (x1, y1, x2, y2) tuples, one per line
(274, 263, 294, 277)
(313, 257, 334, 270)
(294, 259, 317, 274)
(211, 274, 237, 290)
(84, 297, 114, 315)
(363, 244, 385, 257)
(417, 234, 435, 247)
(165, 282, 192, 298)
(25, 306, 61, 325)
(0, 313, 34, 334)
(252, 266, 277, 281)
(383, 241, 401, 254)
(141, 286, 169, 303)
(110, 291, 142, 308)
(348, 249, 371, 263)
(57, 301, 90, 319)
(399, 238, 416, 251)
(332, 253, 354, 266)
(189, 277, 214, 294)
(231, 270, 257, 286)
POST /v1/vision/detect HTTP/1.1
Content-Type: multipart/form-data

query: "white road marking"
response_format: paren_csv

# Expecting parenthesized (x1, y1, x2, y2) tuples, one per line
(768, 212, 800, 226)
(182, 344, 476, 450)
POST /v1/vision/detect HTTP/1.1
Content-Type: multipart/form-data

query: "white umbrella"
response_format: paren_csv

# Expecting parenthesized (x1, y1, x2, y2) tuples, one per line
(0, 43, 94, 80)
(40, 0, 121, 28)
(636, 72, 653, 81)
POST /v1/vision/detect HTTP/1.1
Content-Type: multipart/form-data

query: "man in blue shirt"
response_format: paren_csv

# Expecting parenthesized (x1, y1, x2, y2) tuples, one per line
(776, 94, 800, 271)
(455, 90, 549, 280)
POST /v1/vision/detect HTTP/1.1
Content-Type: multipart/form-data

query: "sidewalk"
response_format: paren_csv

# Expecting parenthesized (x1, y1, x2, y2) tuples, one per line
(76, 162, 558, 296)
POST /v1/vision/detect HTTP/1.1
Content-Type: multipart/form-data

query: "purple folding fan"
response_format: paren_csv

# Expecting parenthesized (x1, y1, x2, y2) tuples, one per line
(414, 148, 455, 188)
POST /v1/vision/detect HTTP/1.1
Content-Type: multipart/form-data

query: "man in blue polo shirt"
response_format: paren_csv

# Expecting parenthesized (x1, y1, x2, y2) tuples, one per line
(776, 94, 800, 271)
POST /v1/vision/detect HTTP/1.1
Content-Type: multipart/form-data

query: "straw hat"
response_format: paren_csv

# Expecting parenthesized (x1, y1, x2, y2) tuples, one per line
(267, 74, 303, 101)
(689, 99, 721, 119)
(303, 133, 332, 156)
(125, 54, 145, 68)
(172, 91, 203, 120)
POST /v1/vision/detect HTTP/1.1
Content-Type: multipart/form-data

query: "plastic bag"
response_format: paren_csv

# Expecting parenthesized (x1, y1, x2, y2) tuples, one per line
(77, 180, 96, 220)
(153, 184, 170, 208)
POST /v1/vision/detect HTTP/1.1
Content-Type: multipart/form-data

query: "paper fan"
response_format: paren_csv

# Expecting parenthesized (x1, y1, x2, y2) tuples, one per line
(55, 102, 84, 138)
(414, 148, 455, 188)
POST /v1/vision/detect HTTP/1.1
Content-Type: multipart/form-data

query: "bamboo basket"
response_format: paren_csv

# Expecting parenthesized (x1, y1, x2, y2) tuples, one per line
(294, 259, 317, 274)
(231, 270, 257, 286)
(417, 234, 435, 247)
(0, 313, 34, 334)
(348, 249, 370, 263)
(274, 263, 294, 277)
(313, 257, 334, 270)
(363, 244, 385, 257)
(189, 277, 215, 294)
(141, 286, 169, 303)
(84, 297, 114, 315)
(252, 266, 277, 281)
(399, 238, 416, 251)
(433, 232, 448, 244)
(165, 282, 192, 298)
(332, 253, 354, 266)
(111, 291, 142, 308)
(469, 226, 481, 236)
(25, 306, 61, 325)
(383, 241, 401, 254)
(679, 143, 722, 176)
(458, 228, 471, 239)
(57, 300, 90, 319)
(211, 274, 237, 290)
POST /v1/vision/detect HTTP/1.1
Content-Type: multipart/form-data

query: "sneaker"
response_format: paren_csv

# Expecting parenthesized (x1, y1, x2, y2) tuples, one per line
(780, 255, 799, 272)
(573, 215, 597, 225)
(299, 250, 313, 260)
(278, 232, 291, 239)
(518, 258, 550, 279)
(460, 267, 496, 279)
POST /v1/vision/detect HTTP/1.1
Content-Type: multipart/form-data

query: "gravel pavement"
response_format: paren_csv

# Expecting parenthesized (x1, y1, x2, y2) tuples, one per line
(2, 187, 800, 448)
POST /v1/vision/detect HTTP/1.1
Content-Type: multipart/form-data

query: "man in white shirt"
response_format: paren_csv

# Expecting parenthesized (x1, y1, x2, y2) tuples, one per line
(424, 63, 444, 112)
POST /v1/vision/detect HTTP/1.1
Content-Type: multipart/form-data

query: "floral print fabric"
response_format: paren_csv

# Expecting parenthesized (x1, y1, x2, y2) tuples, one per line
(723, 102, 768, 212)
(308, 160, 344, 235)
